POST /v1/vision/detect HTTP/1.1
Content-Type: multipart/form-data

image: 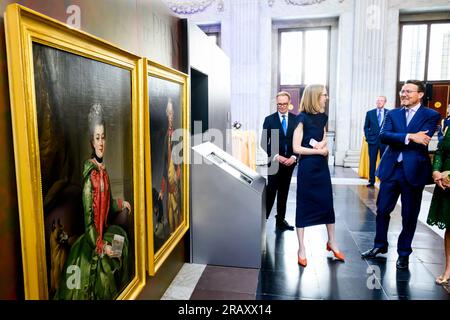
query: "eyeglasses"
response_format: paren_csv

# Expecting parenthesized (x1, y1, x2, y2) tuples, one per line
(277, 103, 289, 107)
(399, 90, 419, 95)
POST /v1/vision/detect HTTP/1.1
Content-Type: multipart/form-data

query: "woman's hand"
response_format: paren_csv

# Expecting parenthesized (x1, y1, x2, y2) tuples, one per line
(432, 171, 442, 181)
(442, 171, 450, 188)
(433, 171, 445, 190)
(123, 201, 132, 214)
(314, 140, 327, 150)
(318, 147, 329, 157)
(104, 244, 113, 256)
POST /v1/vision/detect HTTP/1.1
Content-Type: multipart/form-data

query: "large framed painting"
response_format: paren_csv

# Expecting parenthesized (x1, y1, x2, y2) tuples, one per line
(4, 4, 145, 299)
(145, 59, 189, 275)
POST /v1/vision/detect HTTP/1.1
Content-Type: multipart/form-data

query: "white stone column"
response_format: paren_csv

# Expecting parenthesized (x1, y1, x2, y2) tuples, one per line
(256, 2, 273, 165)
(334, 10, 354, 166)
(227, 0, 260, 134)
(225, 0, 274, 166)
(384, 7, 400, 105)
(343, 0, 388, 167)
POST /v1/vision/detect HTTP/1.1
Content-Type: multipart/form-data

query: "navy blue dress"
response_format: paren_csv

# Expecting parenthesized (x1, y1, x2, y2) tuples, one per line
(295, 112, 335, 228)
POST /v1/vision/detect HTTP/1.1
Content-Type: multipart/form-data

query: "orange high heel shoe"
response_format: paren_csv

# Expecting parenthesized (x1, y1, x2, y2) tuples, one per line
(326, 242, 345, 262)
(298, 256, 307, 267)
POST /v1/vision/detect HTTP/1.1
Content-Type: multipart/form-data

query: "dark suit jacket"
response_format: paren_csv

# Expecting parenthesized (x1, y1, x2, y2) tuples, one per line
(261, 112, 297, 161)
(364, 108, 389, 145)
(376, 105, 440, 186)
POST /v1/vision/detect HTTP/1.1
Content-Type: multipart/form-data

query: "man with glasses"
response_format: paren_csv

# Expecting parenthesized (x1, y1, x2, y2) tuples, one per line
(361, 80, 440, 269)
(261, 91, 297, 231)
(364, 96, 389, 187)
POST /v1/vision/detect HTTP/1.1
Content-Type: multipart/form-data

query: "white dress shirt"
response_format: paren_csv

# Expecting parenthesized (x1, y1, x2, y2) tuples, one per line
(397, 103, 421, 162)
(404, 103, 421, 145)
(278, 112, 288, 127)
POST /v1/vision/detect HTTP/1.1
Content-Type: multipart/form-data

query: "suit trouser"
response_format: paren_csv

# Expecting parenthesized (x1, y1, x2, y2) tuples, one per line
(266, 163, 295, 221)
(368, 142, 387, 184)
(374, 163, 424, 256)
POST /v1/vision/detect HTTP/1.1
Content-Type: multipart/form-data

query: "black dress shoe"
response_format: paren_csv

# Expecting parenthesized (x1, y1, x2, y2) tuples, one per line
(361, 246, 388, 258)
(276, 220, 294, 231)
(396, 256, 409, 269)
(366, 183, 375, 188)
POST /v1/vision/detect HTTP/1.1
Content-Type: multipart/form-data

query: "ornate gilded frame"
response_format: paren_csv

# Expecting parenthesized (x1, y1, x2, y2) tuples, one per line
(144, 59, 190, 275)
(4, 4, 146, 299)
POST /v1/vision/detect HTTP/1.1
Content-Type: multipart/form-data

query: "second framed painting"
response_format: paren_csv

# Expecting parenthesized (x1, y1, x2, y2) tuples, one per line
(145, 59, 190, 275)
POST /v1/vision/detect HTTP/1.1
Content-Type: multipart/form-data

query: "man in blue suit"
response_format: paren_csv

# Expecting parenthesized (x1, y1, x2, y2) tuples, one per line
(361, 80, 440, 269)
(261, 91, 297, 231)
(364, 96, 389, 187)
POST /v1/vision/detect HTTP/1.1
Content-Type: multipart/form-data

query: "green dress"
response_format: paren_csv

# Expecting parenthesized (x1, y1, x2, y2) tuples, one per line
(54, 159, 130, 300)
(427, 128, 450, 230)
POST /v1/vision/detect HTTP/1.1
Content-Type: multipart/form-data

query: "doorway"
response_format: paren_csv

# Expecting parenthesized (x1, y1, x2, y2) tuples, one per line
(190, 68, 209, 135)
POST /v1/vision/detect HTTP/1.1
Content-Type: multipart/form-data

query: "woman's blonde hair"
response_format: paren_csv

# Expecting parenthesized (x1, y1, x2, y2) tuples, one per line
(299, 84, 326, 114)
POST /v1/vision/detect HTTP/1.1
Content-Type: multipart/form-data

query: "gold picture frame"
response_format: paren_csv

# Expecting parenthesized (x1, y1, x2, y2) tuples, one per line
(5, 4, 146, 299)
(144, 59, 189, 275)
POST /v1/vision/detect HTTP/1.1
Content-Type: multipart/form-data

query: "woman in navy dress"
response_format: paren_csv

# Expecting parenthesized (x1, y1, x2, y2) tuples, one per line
(292, 84, 345, 267)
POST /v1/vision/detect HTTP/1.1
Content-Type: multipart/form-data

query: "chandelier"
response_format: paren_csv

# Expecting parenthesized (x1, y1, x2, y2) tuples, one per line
(270, 0, 344, 6)
(166, 0, 218, 14)
(285, 0, 327, 5)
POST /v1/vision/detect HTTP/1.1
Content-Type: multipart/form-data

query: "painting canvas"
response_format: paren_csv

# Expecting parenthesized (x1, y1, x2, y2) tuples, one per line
(35, 43, 134, 299)
(146, 60, 189, 275)
(5, 4, 145, 299)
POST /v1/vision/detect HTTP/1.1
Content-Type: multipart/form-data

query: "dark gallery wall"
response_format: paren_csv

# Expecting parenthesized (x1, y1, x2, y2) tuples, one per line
(0, 0, 185, 299)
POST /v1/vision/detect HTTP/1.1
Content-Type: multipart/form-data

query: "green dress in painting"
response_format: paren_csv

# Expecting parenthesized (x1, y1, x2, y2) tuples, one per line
(54, 159, 130, 300)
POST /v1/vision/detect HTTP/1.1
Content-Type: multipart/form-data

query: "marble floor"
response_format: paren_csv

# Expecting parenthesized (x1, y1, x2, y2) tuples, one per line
(161, 167, 450, 300)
